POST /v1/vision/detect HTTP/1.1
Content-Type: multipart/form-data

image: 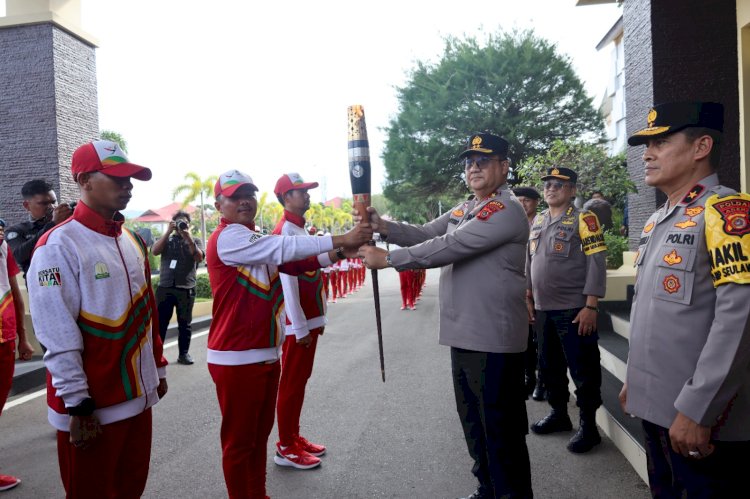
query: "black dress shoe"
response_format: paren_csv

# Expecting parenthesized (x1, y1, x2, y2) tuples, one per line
(530, 410, 573, 434)
(458, 485, 492, 499)
(177, 353, 194, 365)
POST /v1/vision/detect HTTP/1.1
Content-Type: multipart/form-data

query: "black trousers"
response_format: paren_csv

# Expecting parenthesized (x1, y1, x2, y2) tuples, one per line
(451, 347, 533, 499)
(536, 308, 602, 413)
(642, 419, 750, 498)
(156, 286, 195, 355)
(524, 325, 540, 383)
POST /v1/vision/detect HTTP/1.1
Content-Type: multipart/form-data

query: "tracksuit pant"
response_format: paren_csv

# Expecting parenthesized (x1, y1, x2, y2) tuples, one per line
(57, 409, 152, 499)
(277, 328, 321, 446)
(0, 340, 14, 415)
(209, 362, 280, 499)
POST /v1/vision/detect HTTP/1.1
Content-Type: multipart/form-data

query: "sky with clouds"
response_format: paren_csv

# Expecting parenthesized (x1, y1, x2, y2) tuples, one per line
(11, 0, 622, 212)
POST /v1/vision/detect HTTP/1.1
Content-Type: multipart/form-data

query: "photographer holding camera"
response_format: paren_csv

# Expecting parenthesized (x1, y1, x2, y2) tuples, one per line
(152, 210, 204, 365)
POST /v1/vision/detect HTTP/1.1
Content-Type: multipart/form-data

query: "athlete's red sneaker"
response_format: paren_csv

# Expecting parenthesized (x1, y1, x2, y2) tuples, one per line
(0, 474, 20, 491)
(296, 435, 326, 457)
(274, 442, 321, 470)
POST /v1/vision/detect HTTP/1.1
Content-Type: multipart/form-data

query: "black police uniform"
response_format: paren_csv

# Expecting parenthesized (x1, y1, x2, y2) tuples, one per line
(5, 218, 56, 280)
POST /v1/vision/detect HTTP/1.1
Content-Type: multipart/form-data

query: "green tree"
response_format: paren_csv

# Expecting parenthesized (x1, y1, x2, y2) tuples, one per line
(382, 29, 603, 220)
(173, 172, 218, 247)
(100, 130, 128, 152)
(515, 140, 635, 209)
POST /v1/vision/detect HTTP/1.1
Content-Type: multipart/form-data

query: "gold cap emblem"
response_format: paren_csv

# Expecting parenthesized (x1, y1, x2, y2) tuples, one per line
(551, 168, 560, 175)
(647, 108, 657, 128)
(471, 136, 482, 149)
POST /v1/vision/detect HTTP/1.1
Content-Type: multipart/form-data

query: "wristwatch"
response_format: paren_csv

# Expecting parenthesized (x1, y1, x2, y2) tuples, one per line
(335, 247, 346, 260)
(385, 252, 393, 267)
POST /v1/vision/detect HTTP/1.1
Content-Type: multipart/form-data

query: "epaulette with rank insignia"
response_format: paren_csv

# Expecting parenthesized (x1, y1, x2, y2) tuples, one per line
(681, 184, 705, 205)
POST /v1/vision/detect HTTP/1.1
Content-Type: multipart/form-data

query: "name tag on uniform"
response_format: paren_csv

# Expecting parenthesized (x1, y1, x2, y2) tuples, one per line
(170, 259, 177, 269)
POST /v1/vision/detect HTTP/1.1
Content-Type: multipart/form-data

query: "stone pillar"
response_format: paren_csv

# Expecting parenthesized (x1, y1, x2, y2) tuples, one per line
(0, 0, 99, 225)
(623, 0, 740, 248)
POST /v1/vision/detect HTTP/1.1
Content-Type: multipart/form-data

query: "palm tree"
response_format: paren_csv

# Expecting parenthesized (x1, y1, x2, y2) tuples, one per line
(173, 172, 218, 248)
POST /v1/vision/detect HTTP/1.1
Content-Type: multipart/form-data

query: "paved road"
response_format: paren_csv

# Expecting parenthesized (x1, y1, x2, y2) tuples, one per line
(1, 268, 650, 498)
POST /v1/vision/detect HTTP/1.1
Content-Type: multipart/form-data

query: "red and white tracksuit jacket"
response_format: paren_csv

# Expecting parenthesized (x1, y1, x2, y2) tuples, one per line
(28, 201, 167, 431)
(206, 218, 334, 364)
(272, 210, 328, 339)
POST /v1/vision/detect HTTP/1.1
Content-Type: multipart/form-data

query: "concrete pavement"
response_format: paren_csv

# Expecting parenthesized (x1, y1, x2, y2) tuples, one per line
(1, 268, 650, 498)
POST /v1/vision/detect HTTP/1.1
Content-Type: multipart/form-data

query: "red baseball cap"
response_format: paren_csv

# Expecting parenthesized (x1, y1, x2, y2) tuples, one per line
(71, 140, 152, 181)
(214, 170, 258, 198)
(274, 173, 319, 196)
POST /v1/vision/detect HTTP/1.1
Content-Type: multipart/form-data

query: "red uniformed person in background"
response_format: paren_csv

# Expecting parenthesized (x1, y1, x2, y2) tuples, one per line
(0, 217, 35, 492)
(272, 173, 329, 470)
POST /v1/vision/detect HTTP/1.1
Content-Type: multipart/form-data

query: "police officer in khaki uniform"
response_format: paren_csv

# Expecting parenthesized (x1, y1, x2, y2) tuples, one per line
(620, 101, 750, 497)
(359, 133, 532, 499)
(513, 186, 546, 401)
(526, 167, 607, 454)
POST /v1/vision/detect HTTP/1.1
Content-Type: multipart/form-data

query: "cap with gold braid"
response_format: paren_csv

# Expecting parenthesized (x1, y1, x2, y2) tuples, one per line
(458, 132, 509, 159)
(628, 101, 724, 146)
(541, 166, 578, 184)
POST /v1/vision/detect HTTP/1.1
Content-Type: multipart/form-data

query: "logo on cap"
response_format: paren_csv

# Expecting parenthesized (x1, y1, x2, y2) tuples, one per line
(471, 136, 482, 149)
(551, 168, 560, 176)
(647, 108, 657, 128)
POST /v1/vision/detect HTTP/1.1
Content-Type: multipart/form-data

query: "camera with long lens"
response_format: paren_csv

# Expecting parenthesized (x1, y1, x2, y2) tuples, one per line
(176, 219, 189, 231)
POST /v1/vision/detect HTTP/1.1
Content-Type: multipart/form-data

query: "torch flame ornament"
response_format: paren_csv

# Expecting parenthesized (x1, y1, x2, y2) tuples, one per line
(347, 105, 385, 382)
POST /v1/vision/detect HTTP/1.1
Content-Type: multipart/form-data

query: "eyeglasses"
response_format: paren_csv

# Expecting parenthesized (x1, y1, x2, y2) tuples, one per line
(464, 156, 501, 169)
(543, 180, 570, 190)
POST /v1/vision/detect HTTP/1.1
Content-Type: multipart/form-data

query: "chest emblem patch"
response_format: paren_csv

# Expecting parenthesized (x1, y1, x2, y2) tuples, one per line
(553, 241, 565, 252)
(663, 274, 681, 294)
(663, 250, 683, 266)
(452, 209, 464, 217)
(674, 219, 697, 229)
(643, 222, 654, 234)
(94, 262, 110, 280)
(685, 206, 704, 217)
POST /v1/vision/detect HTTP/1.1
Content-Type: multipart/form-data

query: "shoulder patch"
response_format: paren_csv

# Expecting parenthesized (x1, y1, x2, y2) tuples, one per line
(476, 201, 505, 221)
(5, 231, 18, 240)
(38, 267, 62, 287)
(248, 232, 263, 244)
(705, 193, 750, 286)
(579, 212, 606, 255)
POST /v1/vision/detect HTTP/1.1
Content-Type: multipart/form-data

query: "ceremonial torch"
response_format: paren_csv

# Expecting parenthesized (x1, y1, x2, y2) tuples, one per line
(348, 104, 385, 382)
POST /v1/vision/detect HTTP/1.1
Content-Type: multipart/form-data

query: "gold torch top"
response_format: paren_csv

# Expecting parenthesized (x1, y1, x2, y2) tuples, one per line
(347, 105, 368, 142)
